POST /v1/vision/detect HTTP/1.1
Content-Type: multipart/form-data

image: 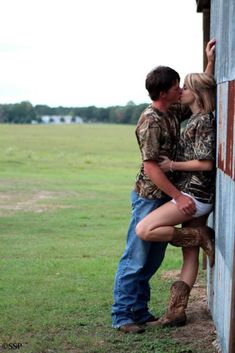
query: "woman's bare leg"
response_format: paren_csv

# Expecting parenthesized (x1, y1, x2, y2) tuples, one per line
(180, 247, 199, 288)
(179, 215, 209, 288)
(151, 214, 211, 327)
(135, 201, 193, 242)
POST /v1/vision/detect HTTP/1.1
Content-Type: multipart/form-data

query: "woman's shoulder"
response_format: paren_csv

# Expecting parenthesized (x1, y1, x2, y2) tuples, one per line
(190, 111, 215, 126)
(199, 111, 214, 120)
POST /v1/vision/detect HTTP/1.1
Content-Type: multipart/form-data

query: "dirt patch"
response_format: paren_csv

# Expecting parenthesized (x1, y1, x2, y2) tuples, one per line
(0, 191, 74, 215)
(160, 270, 221, 353)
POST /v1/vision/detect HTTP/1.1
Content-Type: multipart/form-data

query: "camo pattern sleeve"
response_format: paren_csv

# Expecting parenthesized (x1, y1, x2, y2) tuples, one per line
(134, 105, 180, 199)
(135, 113, 161, 162)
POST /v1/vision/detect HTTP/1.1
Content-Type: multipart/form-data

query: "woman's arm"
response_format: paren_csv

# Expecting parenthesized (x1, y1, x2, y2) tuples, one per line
(205, 39, 216, 76)
(144, 160, 196, 215)
(159, 156, 213, 172)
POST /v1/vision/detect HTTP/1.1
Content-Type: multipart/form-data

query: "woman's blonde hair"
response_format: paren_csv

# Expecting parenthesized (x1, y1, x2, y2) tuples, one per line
(184, 73, 216, 113)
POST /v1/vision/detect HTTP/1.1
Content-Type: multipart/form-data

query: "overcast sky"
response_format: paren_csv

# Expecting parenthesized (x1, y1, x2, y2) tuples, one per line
(0, 0, 203, 108)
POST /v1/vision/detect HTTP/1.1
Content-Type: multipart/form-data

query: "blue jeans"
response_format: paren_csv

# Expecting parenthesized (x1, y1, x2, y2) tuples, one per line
(111, 191, 169, 328)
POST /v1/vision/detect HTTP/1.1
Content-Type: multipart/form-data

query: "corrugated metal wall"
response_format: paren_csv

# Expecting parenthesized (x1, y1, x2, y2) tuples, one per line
(207, 1, 235, 353)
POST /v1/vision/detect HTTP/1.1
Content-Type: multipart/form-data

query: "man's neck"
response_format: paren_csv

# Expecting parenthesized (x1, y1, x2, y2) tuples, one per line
(152, 100, 170, 113)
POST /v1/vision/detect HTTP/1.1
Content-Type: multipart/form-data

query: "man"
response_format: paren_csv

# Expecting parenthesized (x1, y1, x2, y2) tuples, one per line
(111, 65, 196, 334)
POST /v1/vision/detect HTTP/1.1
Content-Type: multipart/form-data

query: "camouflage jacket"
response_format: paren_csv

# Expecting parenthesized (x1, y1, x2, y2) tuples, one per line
(174, 112, 216, 203)
(134, 103, 190, 199)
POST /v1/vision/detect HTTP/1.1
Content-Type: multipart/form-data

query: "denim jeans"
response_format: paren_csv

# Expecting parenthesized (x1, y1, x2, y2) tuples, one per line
(111, 191, 169, 328)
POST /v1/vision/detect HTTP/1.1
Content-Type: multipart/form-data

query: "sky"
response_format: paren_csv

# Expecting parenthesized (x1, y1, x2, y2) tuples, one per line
(0, 0, 203, 108)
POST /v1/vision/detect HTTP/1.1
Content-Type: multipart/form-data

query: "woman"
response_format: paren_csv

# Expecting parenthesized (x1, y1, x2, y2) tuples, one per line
(135, 71, 216, 327)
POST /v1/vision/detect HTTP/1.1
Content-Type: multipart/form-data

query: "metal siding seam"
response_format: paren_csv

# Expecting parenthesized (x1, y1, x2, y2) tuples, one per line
(226, 81, 235, 180)
(228, 240, 235, 353)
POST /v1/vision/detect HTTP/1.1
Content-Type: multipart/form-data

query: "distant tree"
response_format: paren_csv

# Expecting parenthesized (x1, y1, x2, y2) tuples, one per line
(34, 104, 52, 116)
(37, 116, 43, 123)
(96, 107, 109, 122)
(0, 101, 149, 124)
(3, 101, 36, 124)
(130, 103, 148, 124)
(0, 105, 6, 123)
(108, 106, 124, 123)
(126, 100, 135, 106)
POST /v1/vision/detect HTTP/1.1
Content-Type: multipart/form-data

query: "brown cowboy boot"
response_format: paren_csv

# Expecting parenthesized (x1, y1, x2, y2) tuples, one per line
(170, 226, 215, 267)
(119, 323, 145, 334)
(146, 280, 191, 327)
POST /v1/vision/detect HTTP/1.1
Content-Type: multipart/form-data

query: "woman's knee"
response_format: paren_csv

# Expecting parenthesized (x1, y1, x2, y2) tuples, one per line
(135, 221, 149, 240)
(135, 219, 157, 241)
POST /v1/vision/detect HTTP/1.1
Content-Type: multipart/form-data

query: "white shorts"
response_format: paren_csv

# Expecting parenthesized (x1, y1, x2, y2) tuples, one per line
(171, 192, 213, 217)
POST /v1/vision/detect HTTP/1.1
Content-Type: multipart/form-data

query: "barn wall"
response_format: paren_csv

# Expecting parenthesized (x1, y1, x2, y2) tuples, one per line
(207, 1, 235, 353)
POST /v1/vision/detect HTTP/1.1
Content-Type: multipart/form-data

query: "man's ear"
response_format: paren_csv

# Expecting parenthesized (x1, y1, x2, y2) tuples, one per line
(159, 91, 167, 98)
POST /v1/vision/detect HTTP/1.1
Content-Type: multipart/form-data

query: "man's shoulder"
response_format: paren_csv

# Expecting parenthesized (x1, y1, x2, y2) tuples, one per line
(137, 105, 165, 127)
(142, 104, 160, 118)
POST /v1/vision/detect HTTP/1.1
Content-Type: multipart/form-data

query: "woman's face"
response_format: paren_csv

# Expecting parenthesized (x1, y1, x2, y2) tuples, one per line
(180, 83, 195, 106)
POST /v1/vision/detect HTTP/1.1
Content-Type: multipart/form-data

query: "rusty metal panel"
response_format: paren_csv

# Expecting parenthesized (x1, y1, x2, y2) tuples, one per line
(206, 2, 235, 353)
(209, 171, 235, 353)
(217, 82, 229, 180)
(217, 81, 235, 181)
(227, 81, 235, 179)
(207, 74, 235, 353)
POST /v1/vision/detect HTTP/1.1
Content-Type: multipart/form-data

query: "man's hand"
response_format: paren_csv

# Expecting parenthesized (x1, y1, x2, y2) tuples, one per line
(144, 160, 196, 216)
(175, 193, 196, 216)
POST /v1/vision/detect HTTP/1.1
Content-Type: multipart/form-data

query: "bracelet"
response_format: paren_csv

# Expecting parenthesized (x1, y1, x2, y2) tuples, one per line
(170, 160, 174, 172)
(174, 192, 182, 200)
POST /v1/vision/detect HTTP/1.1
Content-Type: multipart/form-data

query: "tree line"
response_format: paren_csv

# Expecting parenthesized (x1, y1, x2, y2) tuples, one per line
(0, 101, 149, 125)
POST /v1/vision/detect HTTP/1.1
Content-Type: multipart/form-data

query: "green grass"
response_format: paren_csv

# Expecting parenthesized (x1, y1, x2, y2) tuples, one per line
(0, 124, 201, 353)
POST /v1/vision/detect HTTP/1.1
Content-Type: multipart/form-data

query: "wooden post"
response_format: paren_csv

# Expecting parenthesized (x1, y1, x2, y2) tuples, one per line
(202, 7, 211, 270)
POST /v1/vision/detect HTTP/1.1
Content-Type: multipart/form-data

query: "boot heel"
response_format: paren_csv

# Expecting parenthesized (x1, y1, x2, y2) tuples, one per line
(167, 317, 186, 327)
(175, 319, 186, 327)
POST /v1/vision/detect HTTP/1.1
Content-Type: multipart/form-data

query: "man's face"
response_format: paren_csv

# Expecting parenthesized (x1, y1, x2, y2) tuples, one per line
(165, 81, 182, 104)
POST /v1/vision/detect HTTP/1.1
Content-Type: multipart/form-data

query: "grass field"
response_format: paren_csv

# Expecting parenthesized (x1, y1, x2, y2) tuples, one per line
(0, 124, 205, 353)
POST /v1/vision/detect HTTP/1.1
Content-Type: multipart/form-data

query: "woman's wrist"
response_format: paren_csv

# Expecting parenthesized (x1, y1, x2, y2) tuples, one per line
(173, 192, 182, 200)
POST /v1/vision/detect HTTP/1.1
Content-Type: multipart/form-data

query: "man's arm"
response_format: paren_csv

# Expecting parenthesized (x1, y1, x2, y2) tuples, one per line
(144, 160, 196, 216)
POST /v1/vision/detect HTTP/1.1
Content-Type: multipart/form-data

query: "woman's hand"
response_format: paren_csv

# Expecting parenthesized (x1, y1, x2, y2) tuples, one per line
(206, 38, 216, 63)
(159, 156, 172, 172)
